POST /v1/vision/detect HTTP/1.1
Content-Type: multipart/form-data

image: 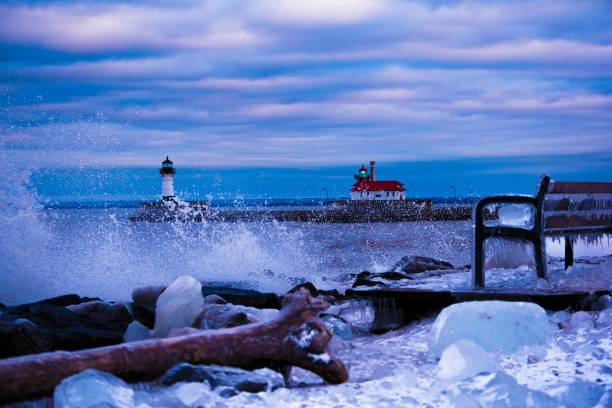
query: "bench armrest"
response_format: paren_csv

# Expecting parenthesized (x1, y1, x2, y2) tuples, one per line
(473, 195, 537, 229)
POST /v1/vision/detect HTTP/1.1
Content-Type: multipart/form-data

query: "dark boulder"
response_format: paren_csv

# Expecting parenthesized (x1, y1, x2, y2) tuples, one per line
(67, 301, 132, 325)
(201, 286, 280, 310)
(378, 271, 410, 281)
(0, 296, 130, 358)
(193, 304, 255, 330)
(351, 257, 454, 288)
(0, 318, 48, 356)
(352, 271, 385, 288)
(131, 285, 166, 329)
(286, 282, 342, 301)
(287, 282, 318, 297)
(204, 294, 228, 305)
(390, 256, 454, 274)
(161, 363, 283, 396)
(131, 284, 280, 328)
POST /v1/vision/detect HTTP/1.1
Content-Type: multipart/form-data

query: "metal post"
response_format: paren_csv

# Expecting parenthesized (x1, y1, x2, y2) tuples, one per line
(564, 236, 574, 270)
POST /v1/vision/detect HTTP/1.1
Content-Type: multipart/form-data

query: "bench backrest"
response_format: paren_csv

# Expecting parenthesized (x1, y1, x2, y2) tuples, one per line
(541, 179, 612, 235)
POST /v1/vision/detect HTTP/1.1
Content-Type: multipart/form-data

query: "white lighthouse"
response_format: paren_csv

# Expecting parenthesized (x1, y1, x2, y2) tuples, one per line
(160, 156, 176, 199)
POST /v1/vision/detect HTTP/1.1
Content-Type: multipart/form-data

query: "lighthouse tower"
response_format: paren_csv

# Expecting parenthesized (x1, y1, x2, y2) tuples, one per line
(160, 156, 176, 200)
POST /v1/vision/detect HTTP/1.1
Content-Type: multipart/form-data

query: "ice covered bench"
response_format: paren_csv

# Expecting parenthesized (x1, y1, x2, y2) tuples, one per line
(472, 175, 612, 288)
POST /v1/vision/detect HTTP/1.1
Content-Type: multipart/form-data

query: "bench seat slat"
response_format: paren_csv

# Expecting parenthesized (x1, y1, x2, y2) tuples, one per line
(545, 214, 612, 231)
(544, 196, 612, 212)
(548, 181, 612, 194)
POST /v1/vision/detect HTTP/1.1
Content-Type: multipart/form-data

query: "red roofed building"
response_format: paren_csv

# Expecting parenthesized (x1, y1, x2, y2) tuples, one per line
(350, 161, 406, 201)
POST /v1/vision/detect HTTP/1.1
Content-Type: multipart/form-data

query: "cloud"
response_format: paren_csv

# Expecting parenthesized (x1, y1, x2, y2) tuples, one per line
(251, 0, 387, 26)
(0, 2, 265, 53)
(1, 0, 611, 171)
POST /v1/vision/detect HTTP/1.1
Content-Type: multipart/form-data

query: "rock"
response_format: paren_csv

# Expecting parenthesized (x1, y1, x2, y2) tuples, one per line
(591, 294, 611, 311)
(36, 294, 100, 307)
(287, 282, 318, 297)
(437, 339, 496, 382)
(132, 285, 166, 307)
(390, 255, 454, 274)
(429, 301, 550, 357)
(378, 271, 410, 281)
(131, 285, 166, 329)
(201, 286, 281, 309)
(352, 271, 385, 288)
(153, 276, 204, 338)
(204, 294, 227, 305)
(67, 301, 132, 324)
(123, 321, 151, 342)
(53, 369, 135, 408)
(350, 258, 454, 287)
(320, 313, 352, 340)
(160, 363, 283, 396)
(194, 304, 256, 330)
(0, 318, 48, 356)
(0, 297, 129, 358)
(286, 282, 341, 300)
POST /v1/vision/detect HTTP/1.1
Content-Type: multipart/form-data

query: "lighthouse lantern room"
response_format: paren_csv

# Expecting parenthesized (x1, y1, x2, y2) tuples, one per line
(160, 156, 176, 199)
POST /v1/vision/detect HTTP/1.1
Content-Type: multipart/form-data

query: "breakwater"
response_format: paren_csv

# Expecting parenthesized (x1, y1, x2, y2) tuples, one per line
(131, 199, 471, 223)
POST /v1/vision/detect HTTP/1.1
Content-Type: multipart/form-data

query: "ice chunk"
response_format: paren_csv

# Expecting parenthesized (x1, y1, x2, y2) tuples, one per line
(54, 369, 134, 408)
(570, 311, 594, 331)
(174, 382, 211, 406)
(553, 379, 605, 408)
(429, 301, 550, 357)
(321, 314, 352, 340)
(498, 204, 534, 228)
(437, 339, 496, 382)
(597, 307, 612, 327)
(153, 275, 204, 338)
(550, 309, 571, 325)
(124, 320, 151, 342)
(484, 203, 534, 228)
(485, 238, 534, 270)
(463, 372, 555, 408)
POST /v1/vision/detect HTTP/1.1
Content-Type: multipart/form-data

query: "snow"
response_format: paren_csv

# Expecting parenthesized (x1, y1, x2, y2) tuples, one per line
(286, 323, 319, 348)
(437, 339, 496, 382)
(152, 275, 204, 338)
(429, 301, 551, 357)
(308, 352, 331, 364)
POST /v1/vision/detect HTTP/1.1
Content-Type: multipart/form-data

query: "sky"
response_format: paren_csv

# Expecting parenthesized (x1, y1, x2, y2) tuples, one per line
(1, 0, 611, 199)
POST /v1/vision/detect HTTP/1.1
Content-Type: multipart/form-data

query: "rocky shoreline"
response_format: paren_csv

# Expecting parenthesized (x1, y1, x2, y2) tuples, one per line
(1, 255, 610, 406)
(0, 256, 458, 360)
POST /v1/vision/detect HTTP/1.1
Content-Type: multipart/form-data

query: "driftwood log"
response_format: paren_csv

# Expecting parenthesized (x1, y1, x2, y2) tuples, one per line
(0, 288, 348, 403)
